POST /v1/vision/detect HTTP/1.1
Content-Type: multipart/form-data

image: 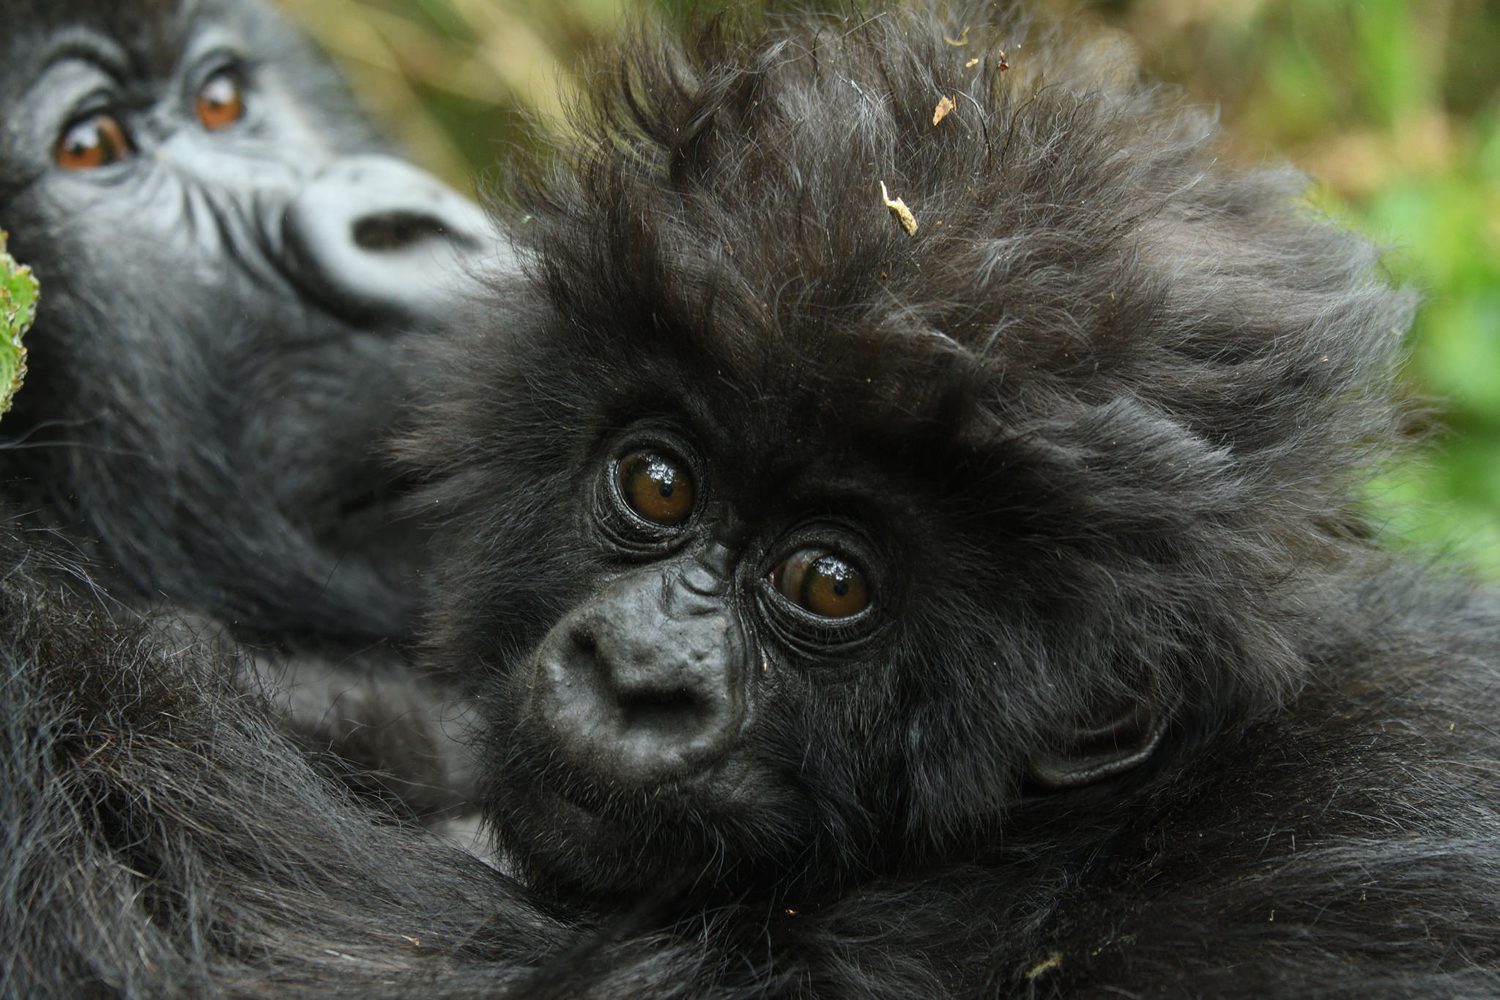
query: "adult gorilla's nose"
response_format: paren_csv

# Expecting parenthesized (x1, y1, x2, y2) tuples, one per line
(281, 155, 494, 324)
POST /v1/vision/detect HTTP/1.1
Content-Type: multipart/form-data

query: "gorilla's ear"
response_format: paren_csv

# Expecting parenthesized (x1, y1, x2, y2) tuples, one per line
(1027, 697, 1172, 791)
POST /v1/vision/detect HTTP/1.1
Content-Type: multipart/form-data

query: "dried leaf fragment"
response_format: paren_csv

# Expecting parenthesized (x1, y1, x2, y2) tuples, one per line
(997, 48, 1011, 72)
(880, 181, 918, 236)
(1025, 952, 1064, 980)
(932, 96, 956, 126)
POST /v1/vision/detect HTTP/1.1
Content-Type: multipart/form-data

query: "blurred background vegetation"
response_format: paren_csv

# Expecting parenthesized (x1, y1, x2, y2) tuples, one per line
(276, 0, 1500, 574)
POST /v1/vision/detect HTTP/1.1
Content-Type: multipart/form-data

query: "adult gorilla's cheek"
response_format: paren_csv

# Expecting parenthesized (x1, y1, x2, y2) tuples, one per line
(235, 155, 498, 602)
(144, 127, 500, 624)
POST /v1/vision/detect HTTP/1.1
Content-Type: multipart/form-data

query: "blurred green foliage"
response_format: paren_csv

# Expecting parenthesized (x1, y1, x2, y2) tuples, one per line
(0, 231, 36, 420)
(278, 0, 1500, 574)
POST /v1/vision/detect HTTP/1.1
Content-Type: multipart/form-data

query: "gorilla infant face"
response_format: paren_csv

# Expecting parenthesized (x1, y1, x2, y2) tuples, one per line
(0, 0, 492, 640)
(417, 7, 1406, 901)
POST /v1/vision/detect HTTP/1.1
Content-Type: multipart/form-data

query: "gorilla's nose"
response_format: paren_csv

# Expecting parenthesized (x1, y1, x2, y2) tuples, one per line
(281, 155, 495, 324)
(531, 572, 747, 786)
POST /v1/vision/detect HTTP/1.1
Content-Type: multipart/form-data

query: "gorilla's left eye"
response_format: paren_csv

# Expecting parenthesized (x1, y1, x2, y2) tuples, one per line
(771, 549, 871, 619)
(616, 450, 695, 527)
(196, 69, 246, 131)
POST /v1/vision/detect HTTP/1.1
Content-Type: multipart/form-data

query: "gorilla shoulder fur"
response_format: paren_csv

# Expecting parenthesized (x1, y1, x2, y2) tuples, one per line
(0, 522, 589, 996)
(409, 2, 1500, 995)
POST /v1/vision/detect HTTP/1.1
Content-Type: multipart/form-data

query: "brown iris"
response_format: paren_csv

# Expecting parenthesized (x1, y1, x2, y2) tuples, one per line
(196, 69, 246, 131)
(616, 450, 695, 526)
(772, 549, 871, 619)
(54, 114, 131, 170)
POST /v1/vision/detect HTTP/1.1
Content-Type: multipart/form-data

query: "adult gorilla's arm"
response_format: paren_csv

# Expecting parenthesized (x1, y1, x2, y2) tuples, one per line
(0, 525, 550, 996)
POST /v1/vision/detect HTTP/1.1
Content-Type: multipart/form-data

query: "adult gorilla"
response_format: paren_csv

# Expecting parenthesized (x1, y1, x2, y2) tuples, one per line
(0, 1, 545, 992)
(0, 0, 498, 828)
(0, 0, 490, 644)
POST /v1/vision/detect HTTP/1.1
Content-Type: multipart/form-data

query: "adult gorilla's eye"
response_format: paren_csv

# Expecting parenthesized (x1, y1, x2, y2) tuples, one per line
(772, 549, 871, 619)
(54, 114, 132, 171)
(196, 69, 246, 131)
(616, 450, 695, 527)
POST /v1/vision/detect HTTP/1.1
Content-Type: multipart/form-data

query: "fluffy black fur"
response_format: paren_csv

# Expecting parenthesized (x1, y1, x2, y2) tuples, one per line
(6, 2, 1500, 998)
(410, 2, 1500, 994)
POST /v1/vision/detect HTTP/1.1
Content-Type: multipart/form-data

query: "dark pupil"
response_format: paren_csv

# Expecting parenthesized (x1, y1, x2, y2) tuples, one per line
(205, 77, 233, 106)
(654, 469, 674, 497)
(816, 557, 853, 594)
(70, 123, 103, 155)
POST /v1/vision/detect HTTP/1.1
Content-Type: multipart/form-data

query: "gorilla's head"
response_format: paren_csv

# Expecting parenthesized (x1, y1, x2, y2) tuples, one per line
(0, 0, 495, 642)
(413, 5, 1412, 901)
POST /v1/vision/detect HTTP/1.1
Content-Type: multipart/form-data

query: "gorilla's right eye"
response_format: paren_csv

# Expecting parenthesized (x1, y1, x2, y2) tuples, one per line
(54, 114, 132, 171)
(771, 548, 871, 619)
(616, 450, 695, 527)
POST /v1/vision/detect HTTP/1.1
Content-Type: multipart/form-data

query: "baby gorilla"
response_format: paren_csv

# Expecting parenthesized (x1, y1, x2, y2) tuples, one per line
(413, 3, 1500, 994)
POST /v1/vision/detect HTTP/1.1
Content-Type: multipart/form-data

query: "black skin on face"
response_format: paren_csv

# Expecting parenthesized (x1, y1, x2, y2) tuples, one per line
(0, 0, 494, 645)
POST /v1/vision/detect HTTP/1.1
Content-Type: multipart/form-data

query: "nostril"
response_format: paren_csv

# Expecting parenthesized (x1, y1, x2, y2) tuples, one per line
(275, 154, 494, 324)
(567, 623, 598, 659)
(352, 211, 472, 253)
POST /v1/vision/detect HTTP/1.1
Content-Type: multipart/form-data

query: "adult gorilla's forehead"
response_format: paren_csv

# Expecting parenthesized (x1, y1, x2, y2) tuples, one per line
(1, 0, 328, 91)
(0, 0, 382, 156)
(5, 1, 187, 67)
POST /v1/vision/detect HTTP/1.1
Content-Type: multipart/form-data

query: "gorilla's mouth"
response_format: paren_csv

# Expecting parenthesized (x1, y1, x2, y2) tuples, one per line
(513, 745, 746, 837)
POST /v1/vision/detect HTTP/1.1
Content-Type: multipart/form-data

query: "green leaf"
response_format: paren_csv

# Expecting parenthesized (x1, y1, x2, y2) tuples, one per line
(0, 230, 37, 420)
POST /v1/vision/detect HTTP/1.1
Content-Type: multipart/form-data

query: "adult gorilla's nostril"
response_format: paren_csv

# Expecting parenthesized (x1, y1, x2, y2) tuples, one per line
(279, 154, 497, 325)
(352, 212, 467, 253)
